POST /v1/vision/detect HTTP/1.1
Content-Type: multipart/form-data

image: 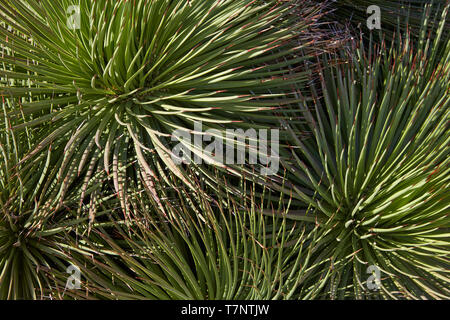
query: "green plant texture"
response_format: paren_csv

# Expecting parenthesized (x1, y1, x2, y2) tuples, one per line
(0, 0, 448, 300)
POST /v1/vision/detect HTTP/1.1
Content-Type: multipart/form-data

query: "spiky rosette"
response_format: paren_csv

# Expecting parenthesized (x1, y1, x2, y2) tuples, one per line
(59, 176, 321, 300)
(329, 0, 449, 41)
(0, 110, 99, 299)
(0, 0, 328, 212)
(276, 6, 450, 299)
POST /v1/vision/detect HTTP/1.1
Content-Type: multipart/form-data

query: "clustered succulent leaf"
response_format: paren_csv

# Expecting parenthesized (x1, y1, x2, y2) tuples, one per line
(0, 113, 99, 299)
(331, 0, 449, 41)
(0, 0, 325, 213)
(0, 0, 449, 300)
(276, 3, 450, 299)
(63, 181, 324, 300)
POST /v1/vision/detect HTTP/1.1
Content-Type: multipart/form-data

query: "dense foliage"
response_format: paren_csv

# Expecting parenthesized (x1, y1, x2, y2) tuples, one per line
(0, 0, 448, 300)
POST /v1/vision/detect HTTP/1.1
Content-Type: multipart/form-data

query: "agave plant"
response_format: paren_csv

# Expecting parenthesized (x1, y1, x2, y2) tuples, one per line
(0, 0, 330, 214)
(329, 0, 449, 39)
(1, 0, 448, 302)
(0, 102, 106, 299)
(55, 175, 325, 300)
(274, 5, 450, 299)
